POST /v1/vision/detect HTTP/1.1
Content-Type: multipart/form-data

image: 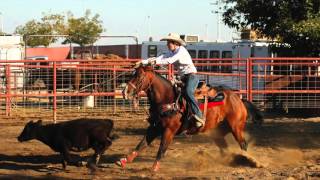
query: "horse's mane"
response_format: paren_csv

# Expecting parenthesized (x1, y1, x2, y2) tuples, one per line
(146, 68, 172, 88)
(156, 72, 172, 85)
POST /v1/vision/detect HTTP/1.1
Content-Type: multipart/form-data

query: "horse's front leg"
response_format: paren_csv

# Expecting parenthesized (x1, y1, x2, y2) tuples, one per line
(116, 125, 161, 168)
(152, 127, 176, 171)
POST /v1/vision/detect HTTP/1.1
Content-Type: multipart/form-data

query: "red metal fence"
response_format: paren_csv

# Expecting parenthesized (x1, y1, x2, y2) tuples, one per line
(1, 57, 320, 121)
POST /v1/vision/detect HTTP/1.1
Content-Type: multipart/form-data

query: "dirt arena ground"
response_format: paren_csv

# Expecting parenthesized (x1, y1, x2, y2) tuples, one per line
(0, 111, 319, 179)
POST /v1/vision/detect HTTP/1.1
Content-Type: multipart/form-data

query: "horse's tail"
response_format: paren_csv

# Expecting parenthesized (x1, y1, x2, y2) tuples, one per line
(242, 99, 263, 126)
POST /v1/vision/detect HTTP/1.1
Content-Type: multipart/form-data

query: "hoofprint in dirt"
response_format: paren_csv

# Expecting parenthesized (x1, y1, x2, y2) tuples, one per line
(0, 114, 319, 179)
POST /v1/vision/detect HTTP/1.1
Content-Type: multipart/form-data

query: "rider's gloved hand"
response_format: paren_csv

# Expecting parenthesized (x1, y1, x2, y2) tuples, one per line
(141, 57, 157, 65)
(148, 57, 157, 65)
(133, 60, 142, 68)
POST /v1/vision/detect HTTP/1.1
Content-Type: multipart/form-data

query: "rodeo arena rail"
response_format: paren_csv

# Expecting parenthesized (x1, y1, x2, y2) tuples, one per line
(1, 57, 320, 122)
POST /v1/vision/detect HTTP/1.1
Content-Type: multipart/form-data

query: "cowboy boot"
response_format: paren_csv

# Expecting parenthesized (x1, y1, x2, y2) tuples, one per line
(194, 115, 205, 128)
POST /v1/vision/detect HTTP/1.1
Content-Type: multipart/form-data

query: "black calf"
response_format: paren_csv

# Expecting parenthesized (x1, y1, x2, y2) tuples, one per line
(18, 119, 117, 170)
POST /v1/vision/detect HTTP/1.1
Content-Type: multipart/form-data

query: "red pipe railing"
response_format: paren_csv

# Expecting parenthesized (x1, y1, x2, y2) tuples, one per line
(1, 57, 320, 119)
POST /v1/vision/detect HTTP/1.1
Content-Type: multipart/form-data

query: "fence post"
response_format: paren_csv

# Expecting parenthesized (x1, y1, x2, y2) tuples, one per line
(168, 64, 173, 81)
(94, 72, 98, 107)
(247, 58, 253, 101)
(5, 65, 11, 116)
(238, 58, 242, 98)
(53, 61, 57, 123)
(113, 65, 116, 114)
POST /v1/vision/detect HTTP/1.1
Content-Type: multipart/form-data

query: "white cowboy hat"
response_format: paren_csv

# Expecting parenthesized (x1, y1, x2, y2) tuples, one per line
(160, 33, 186, 46)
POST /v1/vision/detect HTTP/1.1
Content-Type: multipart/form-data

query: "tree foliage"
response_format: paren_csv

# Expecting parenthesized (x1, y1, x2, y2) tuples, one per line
(223, 0, 320, 56)
(15, 19, 55, 47)
(15, 10, 103, 47)
(63, 10, 104, 47)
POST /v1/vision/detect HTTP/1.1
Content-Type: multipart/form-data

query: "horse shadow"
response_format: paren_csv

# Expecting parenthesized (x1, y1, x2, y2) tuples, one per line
(245, 120, 320, 149)
(116, 127, 147, 136)
(172, 120, 320, 150)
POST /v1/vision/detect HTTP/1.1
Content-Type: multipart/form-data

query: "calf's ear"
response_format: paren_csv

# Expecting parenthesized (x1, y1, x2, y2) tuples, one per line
(36, 120, 43, 125)
(27, 120, 34, 124)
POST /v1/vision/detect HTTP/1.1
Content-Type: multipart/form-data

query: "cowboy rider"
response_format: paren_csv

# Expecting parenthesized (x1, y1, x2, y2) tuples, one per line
(140, 33, 204, 128)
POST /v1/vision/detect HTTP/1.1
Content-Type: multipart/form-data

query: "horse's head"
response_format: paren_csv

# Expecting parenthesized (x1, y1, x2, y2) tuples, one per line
(123, 64, 155, 100)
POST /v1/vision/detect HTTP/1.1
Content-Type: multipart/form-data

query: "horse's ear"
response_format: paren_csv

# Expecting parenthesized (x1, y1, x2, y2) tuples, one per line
(144, 65, 154, 72)
(136, 65, 145, 73)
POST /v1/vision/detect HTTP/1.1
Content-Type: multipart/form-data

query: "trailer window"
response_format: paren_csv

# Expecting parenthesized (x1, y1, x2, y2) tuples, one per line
(210, 51, 220, 58)
(197, 50, 208, 71)
(148, 45, 157, 58)
(188, 50, 197, 58)
(222, 51, 232, 58)
(198, 50, 208, 58)
(209, 51, 220, 71)
(222, 51, 232, 73)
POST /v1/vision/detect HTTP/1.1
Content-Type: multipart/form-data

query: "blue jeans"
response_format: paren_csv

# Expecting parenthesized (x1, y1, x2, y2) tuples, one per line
(183, 74, 203, 119)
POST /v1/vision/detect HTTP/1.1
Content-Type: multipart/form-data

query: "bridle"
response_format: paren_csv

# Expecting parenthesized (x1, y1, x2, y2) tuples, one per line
(127, 72, 154, 96)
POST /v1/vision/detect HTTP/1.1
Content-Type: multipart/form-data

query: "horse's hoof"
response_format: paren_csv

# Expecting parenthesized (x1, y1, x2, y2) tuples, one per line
(127, 151, 138, 163)
(115, 158, 127, 168)
(240, 141, 248, 151)
(152, 161, 160, 172)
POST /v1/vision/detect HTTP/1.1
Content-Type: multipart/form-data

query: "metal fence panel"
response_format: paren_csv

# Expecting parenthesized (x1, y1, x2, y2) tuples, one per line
(1, 57, 320, 120)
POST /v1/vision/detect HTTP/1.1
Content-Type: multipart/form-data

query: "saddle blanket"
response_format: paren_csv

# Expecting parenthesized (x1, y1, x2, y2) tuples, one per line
(198, 101, 224, 111)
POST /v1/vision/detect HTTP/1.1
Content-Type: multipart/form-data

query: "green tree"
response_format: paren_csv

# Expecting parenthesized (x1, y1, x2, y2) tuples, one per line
(63, 10, 104, 47)
(223, 0, 320, 56)
(15, 10, 104, 48)
(15, 13, 65, 47)
(15, 19, 54, 47)
(41, 13, 66, 35)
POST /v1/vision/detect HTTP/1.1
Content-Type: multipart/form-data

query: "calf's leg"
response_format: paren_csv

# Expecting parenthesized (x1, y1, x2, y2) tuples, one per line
(61, 148, 71, 170)
(92, 139, 112, 165)
(87, 135, 113, 171)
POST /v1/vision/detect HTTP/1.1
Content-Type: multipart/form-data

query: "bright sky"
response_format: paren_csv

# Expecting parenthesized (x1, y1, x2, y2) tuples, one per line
(1, 0, 237, 44)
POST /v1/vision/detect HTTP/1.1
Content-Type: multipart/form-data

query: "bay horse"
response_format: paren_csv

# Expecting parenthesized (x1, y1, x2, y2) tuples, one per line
(117, 64, 262, 171)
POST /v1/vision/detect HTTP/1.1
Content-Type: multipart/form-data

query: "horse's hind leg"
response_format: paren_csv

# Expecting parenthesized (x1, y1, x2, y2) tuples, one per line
(152, 127, 177, 171)
(213, 121, 231, 155)
(229, 116, 248, 151)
